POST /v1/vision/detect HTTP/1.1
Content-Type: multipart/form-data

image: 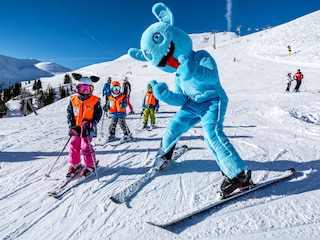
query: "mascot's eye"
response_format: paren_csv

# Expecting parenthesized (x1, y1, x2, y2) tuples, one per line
(153, 33, 163, 44)
(144, 50, 152, 60)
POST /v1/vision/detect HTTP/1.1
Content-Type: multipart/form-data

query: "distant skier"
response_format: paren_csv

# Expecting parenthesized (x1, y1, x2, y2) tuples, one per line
(293, 69, 304, 92)
(287, 45, 292, 55)
(122, 77, 134, 114)
(285, 73, 293, 92)
(128, 3, 252, 195)
(102, 77, 112, 102)
(105, 80, 132, 143)
(141, 83, 159, 130)
(102, 77, 112, 115)
(67, 73, 102, 177)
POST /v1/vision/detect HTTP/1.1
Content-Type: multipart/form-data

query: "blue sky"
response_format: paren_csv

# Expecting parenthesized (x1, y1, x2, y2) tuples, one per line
(0, 0, 319, 69)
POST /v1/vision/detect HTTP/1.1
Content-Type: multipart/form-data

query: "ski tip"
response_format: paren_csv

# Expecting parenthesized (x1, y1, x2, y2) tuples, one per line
(110, 196, 121, 204)
(47, 192, 59, 198)
(146, 221, 168, 228)
(287, 168, 296, 173)
(146, 221, 157, 226)
(181, 145, 188, 148)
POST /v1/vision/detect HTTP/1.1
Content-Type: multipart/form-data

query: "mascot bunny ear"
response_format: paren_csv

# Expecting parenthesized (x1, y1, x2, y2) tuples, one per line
(152, 2, 174, 25)
(128, 48, 147, 62)
(127, 2, 174, 62)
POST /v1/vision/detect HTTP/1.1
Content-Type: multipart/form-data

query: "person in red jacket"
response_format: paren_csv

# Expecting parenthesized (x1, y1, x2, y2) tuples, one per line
(293, 69, 304, 92)
(122, 77, 134, 114)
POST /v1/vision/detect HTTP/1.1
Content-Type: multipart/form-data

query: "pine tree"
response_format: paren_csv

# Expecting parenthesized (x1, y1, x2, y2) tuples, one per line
(40, 85, 55, 107)
(64, 74, 72, 84)
(0, 95, 7, 118)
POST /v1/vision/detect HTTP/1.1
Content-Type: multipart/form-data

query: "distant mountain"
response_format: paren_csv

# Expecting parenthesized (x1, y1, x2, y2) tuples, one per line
(0, 54, 72, 88)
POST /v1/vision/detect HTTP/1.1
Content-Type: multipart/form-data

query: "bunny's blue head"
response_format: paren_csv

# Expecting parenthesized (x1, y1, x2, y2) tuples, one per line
(128, 3, 192, 73)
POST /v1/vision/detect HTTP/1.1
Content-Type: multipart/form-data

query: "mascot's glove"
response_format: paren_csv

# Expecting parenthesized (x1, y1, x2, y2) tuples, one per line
(68, 126, 78, 137)
(150, 80, 188, 106)
(177, 55, 198, 80)
(150, 80, 169, 100)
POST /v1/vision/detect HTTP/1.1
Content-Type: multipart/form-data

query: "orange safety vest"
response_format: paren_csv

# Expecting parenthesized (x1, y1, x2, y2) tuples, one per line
(108, 94, 127, 113)
(144, 92, 157, 106)
(70, 95, 100, 126)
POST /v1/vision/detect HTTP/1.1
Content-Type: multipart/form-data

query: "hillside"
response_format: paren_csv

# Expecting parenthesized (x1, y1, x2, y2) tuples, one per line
(0, 54, 71, 88)
(0, 10, 320, 240)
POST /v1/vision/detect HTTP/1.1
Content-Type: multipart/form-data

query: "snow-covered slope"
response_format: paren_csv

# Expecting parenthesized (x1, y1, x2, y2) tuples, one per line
(0, 10, 320, 240)
(0, 54, 72, 88)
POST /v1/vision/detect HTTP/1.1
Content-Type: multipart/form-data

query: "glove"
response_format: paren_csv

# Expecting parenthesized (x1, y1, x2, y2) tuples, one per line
(82, 120, 92, 130)
(140, 109, 145, 116)
(155, 107, 159, 113)
(103, 105, 108, 112)
(150, 80, 168, 100)
(68, 127, 78, 137)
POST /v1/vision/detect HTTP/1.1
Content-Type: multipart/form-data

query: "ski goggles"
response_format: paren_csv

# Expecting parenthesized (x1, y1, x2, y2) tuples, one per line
(112, 86, 121, 91)
(78, 84, 93, 94)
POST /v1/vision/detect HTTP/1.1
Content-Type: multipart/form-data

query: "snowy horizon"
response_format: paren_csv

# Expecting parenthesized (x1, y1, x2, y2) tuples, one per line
(1, 10, 320, 240)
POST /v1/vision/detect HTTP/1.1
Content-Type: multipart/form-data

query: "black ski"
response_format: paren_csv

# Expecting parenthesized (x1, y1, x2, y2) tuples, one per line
(147, 168, 296, 227)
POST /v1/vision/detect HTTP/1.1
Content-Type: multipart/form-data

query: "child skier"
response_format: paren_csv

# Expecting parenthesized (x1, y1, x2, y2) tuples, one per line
(105, 80, 132, 143)
(141, 83, 159, 130)
(285, 73, 292, 92)
(67, 73, 102, 177)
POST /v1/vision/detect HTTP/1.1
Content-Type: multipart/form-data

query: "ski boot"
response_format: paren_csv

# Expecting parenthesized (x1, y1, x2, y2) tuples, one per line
(120, 134, 132, 143)
(80, 166, 95, 177)
(220, 170, 254, 197)
(153, 145, 176, 170)
(106, 135, 115, 142)
(66, 164, 82, 178)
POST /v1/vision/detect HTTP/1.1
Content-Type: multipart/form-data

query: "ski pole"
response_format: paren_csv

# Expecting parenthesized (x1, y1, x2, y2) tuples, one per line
(45, 136, 71, 178)
(86, 128, 100, 182)
(99, 107, 105, 141)
(302, 80, 308, 92)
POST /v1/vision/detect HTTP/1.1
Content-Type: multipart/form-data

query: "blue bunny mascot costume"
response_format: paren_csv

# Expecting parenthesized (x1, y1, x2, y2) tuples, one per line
(128, 3, 251, 194)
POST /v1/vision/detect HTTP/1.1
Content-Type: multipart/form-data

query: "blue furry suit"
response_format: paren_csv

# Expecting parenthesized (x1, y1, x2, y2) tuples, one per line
(128, 3, 247, 179)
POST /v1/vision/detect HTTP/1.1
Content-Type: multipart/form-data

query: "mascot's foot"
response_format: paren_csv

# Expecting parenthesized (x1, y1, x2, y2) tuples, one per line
(153, 157, 168, 170)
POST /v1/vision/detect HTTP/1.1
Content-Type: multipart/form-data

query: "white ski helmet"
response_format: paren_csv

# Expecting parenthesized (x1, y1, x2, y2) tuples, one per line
(72, 73, 100, 98)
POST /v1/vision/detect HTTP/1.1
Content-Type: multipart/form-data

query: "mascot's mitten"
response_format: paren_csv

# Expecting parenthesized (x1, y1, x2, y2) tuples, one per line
(177, 55, 198, 80)
(150, 80, 168, 100)
(150, 80, 188, 106)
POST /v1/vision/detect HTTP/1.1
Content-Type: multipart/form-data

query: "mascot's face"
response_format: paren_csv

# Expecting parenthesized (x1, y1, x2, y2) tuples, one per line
(128, 3, 193, 73)
(140, 22, 192, 73)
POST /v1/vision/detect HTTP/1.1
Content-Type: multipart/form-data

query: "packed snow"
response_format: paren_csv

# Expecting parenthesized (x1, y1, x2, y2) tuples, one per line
(1, 10, 320, 240)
